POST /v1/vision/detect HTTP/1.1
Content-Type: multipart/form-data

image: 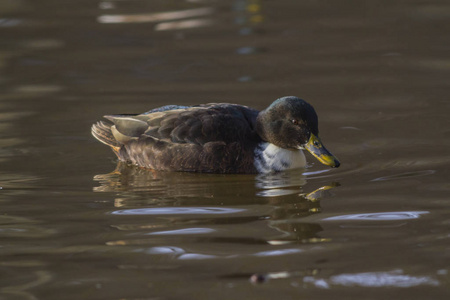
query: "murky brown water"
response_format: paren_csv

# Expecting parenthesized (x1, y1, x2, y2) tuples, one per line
(1, 0, 449, 299)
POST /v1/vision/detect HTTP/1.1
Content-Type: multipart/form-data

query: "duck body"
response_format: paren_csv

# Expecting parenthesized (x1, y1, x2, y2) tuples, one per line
(92, 96, 340, 173)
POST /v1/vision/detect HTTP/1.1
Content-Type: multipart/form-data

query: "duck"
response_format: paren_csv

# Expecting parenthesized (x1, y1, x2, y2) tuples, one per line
(91, 96, 340, 173)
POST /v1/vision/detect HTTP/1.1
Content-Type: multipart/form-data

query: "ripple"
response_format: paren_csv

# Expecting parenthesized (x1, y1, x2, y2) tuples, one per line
(303, 169, 330, 176)
(155, 19, 213, 31)
(178, 253, 217, 260)
(255, 171, 306, 189)
(140, 246, 185, 255)
(329, 270, 439, 287)
(323, 211, 429, 221)
(14, 85, 63, 94)
(111, 207, 245, 215)
(236, 46, 264, 55)
(304, 270, 439, 288)
(371, 170, 436, 181)
(0, 215, 55, 238)
(98, 7, 214, 24)
(253, 248, 303, 257)
(237, 75, 252, 82)
(0, 18, 22, 27)
(147, 228, 215, 235)
(256, 189, 300, 197)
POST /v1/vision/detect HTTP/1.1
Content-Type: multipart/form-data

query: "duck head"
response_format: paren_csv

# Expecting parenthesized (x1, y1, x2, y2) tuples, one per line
(256, 96, 340, 168)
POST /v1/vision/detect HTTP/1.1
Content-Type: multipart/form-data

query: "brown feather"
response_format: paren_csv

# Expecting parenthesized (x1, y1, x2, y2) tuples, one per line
(92, 104, 261, 173)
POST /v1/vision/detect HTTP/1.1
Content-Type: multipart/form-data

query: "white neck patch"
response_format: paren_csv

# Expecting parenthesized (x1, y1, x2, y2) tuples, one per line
(254, 142, 306, 173)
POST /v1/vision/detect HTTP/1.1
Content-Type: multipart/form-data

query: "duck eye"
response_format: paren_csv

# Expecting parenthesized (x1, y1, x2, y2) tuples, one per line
(313, 140, 320, 147)
(291, 119, 299, 125)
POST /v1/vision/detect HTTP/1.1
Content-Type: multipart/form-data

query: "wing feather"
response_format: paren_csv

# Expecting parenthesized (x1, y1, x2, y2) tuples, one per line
(93, 103, 261, 173)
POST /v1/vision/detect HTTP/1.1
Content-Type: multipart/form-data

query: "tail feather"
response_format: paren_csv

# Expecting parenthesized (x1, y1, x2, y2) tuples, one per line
(91, 121, 121, 156)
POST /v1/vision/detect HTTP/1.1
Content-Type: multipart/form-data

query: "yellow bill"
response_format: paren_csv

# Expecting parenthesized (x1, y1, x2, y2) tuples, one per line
(304, 134, 340, 168)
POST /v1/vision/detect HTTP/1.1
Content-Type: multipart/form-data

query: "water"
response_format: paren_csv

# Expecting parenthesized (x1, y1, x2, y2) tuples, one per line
(1, 0, 449, 299)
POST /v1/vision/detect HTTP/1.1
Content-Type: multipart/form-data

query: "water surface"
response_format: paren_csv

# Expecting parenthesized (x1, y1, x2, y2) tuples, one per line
(1, 0, 449, 299)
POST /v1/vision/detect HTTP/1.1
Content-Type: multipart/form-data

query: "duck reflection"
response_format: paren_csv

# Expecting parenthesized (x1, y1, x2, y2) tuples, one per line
(94, 162, 339, 244)
(93, 162, 336, 201)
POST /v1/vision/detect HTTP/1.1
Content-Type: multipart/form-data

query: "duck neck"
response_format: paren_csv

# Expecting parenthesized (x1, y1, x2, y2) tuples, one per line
(255, 110, 269, 142)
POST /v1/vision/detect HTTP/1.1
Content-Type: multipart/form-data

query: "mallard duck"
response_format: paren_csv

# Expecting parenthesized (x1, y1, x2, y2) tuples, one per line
(91, 96, 340, 173)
